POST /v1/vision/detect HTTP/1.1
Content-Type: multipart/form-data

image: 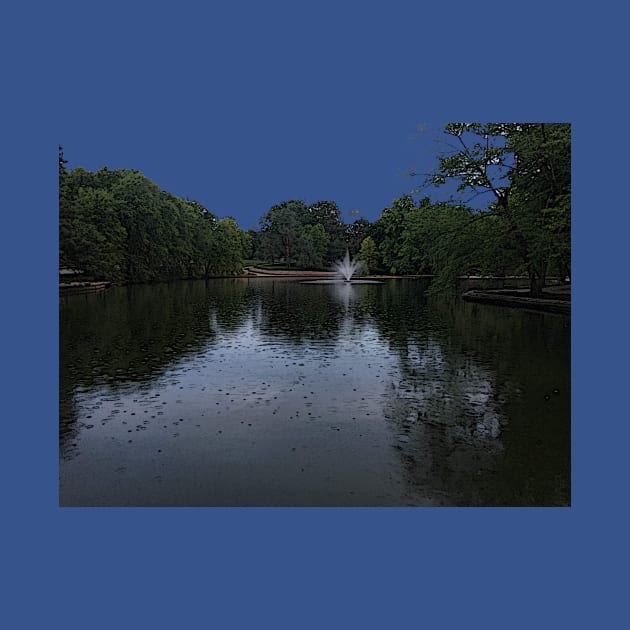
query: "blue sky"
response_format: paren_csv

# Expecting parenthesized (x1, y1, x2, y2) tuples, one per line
(57, 3, 519, 229)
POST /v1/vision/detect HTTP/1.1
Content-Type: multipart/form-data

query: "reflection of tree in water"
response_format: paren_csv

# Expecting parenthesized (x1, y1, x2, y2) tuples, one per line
(433, 296, 570, 505)
(370, 280, 570, 506)
(207, 279, 258, 332)
(380, 340, 509, 505)
(206, 280, 381, 352)
(60, 278, 570, 504)
(60, 280, 220, 451)
(61, 281, 218, 387)
(251, 281, 347, 346)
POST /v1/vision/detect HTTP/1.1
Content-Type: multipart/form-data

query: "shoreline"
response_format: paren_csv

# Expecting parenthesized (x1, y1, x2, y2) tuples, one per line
(60, 273, 572, 316)
(462, 285, 571, 315)
(59, 281, 111, 296)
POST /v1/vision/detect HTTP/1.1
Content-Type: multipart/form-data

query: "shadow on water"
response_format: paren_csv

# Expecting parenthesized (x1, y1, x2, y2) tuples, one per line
(60, 280, 253, 453)
(365, 281, 570, 505)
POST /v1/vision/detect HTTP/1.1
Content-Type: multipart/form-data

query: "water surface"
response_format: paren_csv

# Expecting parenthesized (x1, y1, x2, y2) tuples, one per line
(60, 278, 570, 506)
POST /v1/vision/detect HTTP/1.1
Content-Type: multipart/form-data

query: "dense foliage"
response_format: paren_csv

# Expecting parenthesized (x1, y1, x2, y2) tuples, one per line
(249, 124, 570, 294)
(60, 123, 570, 294)
(59, 148, 247, 282)
(253, 199, 347, 269)
(419, 123, 571, 294)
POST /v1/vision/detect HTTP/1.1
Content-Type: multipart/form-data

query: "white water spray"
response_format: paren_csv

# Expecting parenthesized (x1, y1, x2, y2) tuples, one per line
(333, 250, 361, 282)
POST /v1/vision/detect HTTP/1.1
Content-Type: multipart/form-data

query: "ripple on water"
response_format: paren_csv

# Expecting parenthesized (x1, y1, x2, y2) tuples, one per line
(60, 279, 570, 506)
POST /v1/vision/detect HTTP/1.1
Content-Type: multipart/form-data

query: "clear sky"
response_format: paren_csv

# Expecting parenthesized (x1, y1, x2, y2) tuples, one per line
(56, 2, 539, 230)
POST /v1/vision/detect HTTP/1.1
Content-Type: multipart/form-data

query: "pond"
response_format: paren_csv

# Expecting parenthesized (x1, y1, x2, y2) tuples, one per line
(59, 278, 570, 506)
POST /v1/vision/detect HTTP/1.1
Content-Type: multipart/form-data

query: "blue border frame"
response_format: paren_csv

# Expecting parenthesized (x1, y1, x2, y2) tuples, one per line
(4, 1, 628, 628)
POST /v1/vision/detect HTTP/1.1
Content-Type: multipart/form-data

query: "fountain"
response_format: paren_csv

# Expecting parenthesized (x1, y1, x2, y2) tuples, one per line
(301, 250, 381, 284)
(334, 249, 361, 282)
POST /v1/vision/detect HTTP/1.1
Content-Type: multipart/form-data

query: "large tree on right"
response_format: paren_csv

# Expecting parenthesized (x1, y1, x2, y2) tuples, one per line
(424, 123, 570, 295)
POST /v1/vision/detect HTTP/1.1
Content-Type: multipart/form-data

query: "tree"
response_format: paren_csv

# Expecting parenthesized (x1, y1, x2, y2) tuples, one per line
(60, 185, 127, 280)
(194, 205, 218, 277)
(374, 195, 417, 274)
(398, 199, 474, 280)
(297, 223, 330, 269)
(367, 193, 525, 286)
(212, 217, 245, 275)
(344, 218, 370, 255)
(58, 145, 68, 177)
(59, 162, 247, 283)
(422, 123, 571, 295)
(306, 200, 345, 263)
(508, 123, 571, 283)
(357, 236, 378, 273)
(260, 200, 307, 268)
(241, 230, 254, 260)
(256, 228, 282, 264)
(305, 200, 343, 234)
(197, 215, 244, 277)
(374, 195, 479, 279)
(109, 170, 168, 282)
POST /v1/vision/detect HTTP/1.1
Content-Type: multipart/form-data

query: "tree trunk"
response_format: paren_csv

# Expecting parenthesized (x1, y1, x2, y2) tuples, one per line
(528, 263, 544, 297)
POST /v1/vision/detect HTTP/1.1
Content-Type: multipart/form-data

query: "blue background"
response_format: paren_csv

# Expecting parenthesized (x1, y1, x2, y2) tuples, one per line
(3, 1, 628, 628)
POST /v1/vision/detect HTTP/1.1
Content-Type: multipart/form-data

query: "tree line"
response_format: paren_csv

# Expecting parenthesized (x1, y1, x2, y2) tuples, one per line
(249, 123, 570, 296)
(59, 149, 249, 282)
(249, 199, 370, 270)
(60, 123, 570, 295)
